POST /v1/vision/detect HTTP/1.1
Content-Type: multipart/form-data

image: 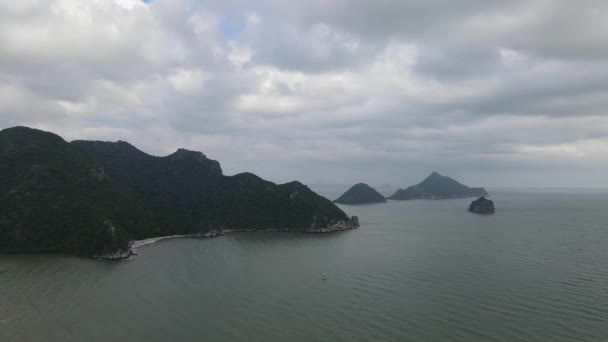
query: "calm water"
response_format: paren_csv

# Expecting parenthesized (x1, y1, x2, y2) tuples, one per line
(1, 189, 607, 341)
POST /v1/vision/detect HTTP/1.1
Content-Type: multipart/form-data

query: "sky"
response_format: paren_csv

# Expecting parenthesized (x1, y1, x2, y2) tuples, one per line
(1, 0, 608, 188)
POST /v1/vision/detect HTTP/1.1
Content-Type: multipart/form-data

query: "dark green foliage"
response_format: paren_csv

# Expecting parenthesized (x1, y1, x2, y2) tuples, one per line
(388, 172, 488, 200)
(334, 183, 387, 204)
(72, 140, 348, 232)
(0, 127, 156, 256)
(1, 127, 350, 257)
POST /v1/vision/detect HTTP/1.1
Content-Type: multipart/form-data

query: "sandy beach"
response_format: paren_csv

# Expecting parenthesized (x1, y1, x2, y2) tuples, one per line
(132, 235, 188, 249)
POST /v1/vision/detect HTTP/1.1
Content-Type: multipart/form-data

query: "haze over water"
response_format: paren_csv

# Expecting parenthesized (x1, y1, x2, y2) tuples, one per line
(1, 188, 607, 341)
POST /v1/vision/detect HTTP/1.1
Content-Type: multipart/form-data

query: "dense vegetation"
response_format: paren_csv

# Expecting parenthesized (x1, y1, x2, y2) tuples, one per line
(334, 183, 387, 204)
(0, 127, 354, 258)
(388, 172, 488, 200)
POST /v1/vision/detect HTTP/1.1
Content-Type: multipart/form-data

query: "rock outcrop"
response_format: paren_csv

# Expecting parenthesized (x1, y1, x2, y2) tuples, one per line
(334, 183, 386, 204)
(305, 216, 359, 233)
(468, 197, 495, 214)
(129, 218, 360, 255)
(92, 249, 134, 261)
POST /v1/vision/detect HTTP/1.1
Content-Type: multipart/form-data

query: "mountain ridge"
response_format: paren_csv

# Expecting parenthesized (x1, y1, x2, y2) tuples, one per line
(0, 127, 358, 259)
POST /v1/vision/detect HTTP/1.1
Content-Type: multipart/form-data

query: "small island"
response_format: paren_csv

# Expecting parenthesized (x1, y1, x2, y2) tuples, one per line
(334, 183, 387, 205)
(388, 172, 488, 200)
(468, 197, 495, 214)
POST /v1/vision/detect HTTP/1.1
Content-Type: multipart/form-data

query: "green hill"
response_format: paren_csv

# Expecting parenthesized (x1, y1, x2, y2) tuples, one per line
(334, 183, 386, 204)
(0, 127, 358, 259)
(388, 172, 488, 200)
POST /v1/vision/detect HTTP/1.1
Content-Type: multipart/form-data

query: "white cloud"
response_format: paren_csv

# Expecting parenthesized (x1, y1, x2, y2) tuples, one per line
(168, 69, 206, 94)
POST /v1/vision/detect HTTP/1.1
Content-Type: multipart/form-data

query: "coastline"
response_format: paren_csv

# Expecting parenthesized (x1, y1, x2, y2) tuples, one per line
(91, 217, 359, 260)
(132, 235, 189, 249)
(123, 218, 359, 258)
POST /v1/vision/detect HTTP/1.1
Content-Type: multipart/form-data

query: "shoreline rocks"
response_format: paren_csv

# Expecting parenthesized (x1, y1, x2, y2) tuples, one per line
(92, 249, 134, 261)
(304, 216, 359, 233)
(108, 215, 360, 260)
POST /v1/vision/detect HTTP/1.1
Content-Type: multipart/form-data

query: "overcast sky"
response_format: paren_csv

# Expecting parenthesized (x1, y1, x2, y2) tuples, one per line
(1, 0, 608, 188)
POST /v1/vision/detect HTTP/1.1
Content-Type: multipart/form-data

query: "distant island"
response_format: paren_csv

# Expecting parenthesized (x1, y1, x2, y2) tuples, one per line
(0, 127, 359, 260)
(388, 172, 488, 200)
(334, 183, 387, 205)
(468, 197, 495, 214)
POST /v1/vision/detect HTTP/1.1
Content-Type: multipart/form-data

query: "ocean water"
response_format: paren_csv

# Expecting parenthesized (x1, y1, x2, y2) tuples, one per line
(1, 188, 607, 341)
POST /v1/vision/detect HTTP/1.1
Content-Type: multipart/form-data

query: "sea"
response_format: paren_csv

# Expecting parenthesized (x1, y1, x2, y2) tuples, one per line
(1, 187, 607, 341)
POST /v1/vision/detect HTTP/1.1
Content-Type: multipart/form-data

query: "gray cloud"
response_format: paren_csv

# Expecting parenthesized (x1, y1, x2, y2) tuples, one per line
(1, 0, 608, 188)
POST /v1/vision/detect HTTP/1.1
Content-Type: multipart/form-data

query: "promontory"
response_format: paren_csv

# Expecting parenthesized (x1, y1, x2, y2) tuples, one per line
(0, 127, 359, 259)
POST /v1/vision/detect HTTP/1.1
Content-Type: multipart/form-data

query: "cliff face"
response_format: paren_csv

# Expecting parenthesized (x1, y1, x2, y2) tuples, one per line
(388, 172, 488, 200)
(468, 197, 495, 214)
(334, 183, 386, 205)
(0, 127, 357, 258)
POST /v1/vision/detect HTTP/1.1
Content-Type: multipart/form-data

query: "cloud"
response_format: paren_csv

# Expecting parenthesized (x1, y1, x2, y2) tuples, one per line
(1, 0, 608, 188)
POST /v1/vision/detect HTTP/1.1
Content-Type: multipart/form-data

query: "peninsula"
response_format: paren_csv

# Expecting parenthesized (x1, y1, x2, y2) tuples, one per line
(0, 127, 358, 259)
